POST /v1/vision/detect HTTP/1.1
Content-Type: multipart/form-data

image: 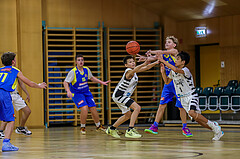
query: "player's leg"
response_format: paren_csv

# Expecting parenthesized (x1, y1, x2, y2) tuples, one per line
(187, 94, 223, 141)
(72, 93, 88, 134)
(86, 92, 105, 132)
(11, 93, 32, 135)
(106, 98, 132, 138)
(145, 84, 172, 135)
(0, 90, 18, 151)
(0, 122, 7, 139)
(125, 102, 142, 138)
(79, 106, 88, 134)
(106, 111, 131, 138)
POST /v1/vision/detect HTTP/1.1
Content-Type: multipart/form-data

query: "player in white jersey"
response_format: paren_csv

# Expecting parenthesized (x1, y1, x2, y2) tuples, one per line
(0, 79, 32, 139)
(158, 51, 224, 141)
(106, 55, 159, 138)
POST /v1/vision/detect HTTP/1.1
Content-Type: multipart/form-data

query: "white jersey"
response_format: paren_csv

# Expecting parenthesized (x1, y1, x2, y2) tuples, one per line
(112, 68, 138, 98)
(168, 67, 196, 97)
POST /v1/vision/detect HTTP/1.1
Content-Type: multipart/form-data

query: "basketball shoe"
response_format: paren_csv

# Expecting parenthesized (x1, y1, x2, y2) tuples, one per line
(80, 127, 86, 135)
(144, 124, 158, 135)
(106, 127, 120, 138)
(211, 122, 224, 141)
(2, 140, 19, 152)
(96, 125, 106, 132)
(15, 127, 32, 136)
(125, 129, 142, 138)
(182, 127, 193, 137)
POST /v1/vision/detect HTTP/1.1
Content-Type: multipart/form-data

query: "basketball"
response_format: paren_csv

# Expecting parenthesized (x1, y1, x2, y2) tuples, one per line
(126, 41, 140, 55)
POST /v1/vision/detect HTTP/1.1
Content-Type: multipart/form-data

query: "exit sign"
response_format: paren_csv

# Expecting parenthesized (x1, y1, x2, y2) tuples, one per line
(195, 27, 207, 38)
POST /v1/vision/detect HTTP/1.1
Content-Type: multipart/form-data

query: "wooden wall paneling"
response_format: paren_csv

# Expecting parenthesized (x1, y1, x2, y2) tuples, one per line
(18, 0, 44, 127)
(162, 16, 177, 38)
(70, 0, 102, 28)
(205, 17, 219, 44)
(220, 46, 240, 86)
(233, 15, 240, 46)
(132, 3, 159, 28)
(0, 0, 17, 53)
(102, 0, 133, 28)
(45, 0, 71, 27)
(219, 16, 233, 47)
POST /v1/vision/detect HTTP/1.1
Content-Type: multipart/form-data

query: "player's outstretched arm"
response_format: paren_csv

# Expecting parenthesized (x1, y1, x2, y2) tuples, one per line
(160, 63, 172, 84)
(126, 59, 150, 79)
(149, 49, 178, 56)
(63, 81, 72, 98)
(18, 79, 30, 102)
(158, 55, 184, 74)
(17, 71, 47, 89)
(90, 76, 111, 86)
(137, 60, 159, 73)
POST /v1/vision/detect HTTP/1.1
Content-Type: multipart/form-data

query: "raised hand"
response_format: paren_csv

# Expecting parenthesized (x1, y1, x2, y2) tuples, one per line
(136, 54, 147, 62)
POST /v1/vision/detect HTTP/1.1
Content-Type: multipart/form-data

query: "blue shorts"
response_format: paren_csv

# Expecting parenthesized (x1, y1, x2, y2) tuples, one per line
(72, 91, 96, 108)
(160, 81, 183, 108)
(0, 89, 15, 122)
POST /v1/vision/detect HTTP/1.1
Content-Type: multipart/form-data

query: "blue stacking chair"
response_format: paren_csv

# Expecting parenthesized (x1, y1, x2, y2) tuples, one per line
(208, 87, 224, 111)
(231, 87, 240, 111)
(219, 86, 235, 111)
(199, 87, 213, 111)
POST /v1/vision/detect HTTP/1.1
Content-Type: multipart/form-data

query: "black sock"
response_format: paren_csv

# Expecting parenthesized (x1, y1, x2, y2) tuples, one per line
(0, 130, 3, 132)
(110, 126, 116, 130)
(18, 127, 24, 130)
(128, 127, 134, 131)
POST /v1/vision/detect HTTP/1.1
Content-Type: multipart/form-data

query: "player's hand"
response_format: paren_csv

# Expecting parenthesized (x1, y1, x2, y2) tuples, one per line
(136, 54, 147, 62)
(25, 95, 30, 103)
(38, 82, 47, 89)
(144, 57, 151, 65)
(160, 63, 165, 73)
(67, 91, 73, 98)
(145, 50, 151, 57)
(158, 54, 164, 62)
(102, 80, 111, 86)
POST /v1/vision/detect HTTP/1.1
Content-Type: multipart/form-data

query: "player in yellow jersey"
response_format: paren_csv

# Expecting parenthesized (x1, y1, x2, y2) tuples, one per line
(0, 52, 47, 152)
(63, 54, 110, 134)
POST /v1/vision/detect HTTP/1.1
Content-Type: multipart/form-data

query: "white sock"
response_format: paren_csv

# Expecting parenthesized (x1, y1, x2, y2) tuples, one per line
(81, 124, 86, 128)
(207, 120, 214, 129)
(95, 122, 100, 127)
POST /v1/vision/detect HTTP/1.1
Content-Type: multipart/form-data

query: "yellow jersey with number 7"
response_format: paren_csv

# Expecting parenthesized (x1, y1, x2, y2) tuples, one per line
(0, 66, 20, 92)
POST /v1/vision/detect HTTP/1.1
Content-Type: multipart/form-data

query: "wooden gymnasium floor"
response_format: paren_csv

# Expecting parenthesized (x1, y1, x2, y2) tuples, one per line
(0, 126, 240, 159)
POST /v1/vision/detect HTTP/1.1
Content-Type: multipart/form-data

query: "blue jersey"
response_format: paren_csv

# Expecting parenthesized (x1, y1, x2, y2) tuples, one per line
(163, 54, 176, 76)
(69, 66, 90, 93)
(0, 66, 19, 92)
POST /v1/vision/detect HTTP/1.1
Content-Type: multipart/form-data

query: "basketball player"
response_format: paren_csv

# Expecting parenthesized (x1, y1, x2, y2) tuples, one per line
(0, 52, 47, 151)
(106, 55, 159, 138)
(63, 54, 110, 134)
(138, 36, 192, 137)
(0, 79, 32, 138)
(158, 51, 224, 141)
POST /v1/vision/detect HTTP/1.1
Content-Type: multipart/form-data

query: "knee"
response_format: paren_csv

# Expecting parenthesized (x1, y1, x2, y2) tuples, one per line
(158, 104, 166, 111)
(136, 106, 141, 112)
(188, 110, 196, 118)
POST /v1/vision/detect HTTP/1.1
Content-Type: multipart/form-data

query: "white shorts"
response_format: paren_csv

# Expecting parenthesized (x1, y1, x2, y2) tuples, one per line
(180, 93, 201, 117)
(11, 93, 27, 111)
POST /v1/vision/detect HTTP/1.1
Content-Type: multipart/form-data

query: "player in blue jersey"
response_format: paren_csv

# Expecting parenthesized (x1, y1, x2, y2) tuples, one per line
(0, 52, 47, 152)
(137, 36, 192, 137)
(63, 54, 110, 134)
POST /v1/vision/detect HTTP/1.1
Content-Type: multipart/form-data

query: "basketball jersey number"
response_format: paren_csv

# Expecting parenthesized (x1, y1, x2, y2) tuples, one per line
(0, 73, 8, 82)
(82, 77, 86, 82)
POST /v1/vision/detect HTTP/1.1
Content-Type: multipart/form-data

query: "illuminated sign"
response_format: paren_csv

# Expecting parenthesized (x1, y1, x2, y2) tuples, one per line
(195, 27, 207, 38)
